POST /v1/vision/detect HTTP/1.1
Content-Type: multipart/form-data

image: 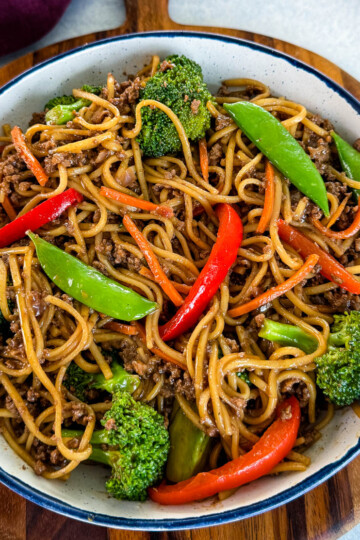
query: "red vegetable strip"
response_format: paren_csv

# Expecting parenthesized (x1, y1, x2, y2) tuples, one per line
(0, 188, 83, 249)
(312, 201, 360, 239)
(104, 321, 138, 336)
(122, 214, 184, 307)
(100, 186, 174, 219)
(256, 161, 275, 234)
(133, 322, 186, 370)
(2, 195, 17, 221)
(277, 219, 360, 294)
(160, 203, 243, 341)
(199, 138, 209, 182)
(11, 126, 49, 186)
(228, 254, 318, 318)
(149, 396, 300, 505)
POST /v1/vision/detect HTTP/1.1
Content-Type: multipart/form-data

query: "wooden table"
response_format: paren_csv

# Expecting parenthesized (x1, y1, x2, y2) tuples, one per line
(1, 1, 360, 538)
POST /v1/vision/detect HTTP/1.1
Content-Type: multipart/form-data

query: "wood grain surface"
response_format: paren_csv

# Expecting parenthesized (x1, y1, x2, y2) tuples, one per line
(1, 1, 360, 539)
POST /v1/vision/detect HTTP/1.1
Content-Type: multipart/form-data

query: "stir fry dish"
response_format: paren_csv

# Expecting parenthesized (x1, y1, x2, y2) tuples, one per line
(1, 54, 360, 504)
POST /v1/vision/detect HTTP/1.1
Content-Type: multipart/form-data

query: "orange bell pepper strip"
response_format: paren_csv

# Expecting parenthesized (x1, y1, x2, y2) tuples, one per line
(1, 195, 17, 221)
(99, 186, 174, 219)
(123, 214, 184, 307)
(312, 201, 360, 240)
(277, 219, 360, 294)
(199, 138, 209, 182)
(148, 396, 300, 505)
(227, 254, 318, 318)
(11, 126, 49, 186)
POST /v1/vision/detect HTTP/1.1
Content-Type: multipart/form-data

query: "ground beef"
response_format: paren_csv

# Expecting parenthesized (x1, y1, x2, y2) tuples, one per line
(215, 114, 233, 131)
(90, 149, 111, 166)
(354, 138, 360, 152)
(69, 402, 94, 426)
(324, 289, 360, 312)
(29, 290, 47, 317)
(29, 112, 46, 126)
(5, 395, 20, 419)
(104, 418, 117, 431)
(43, 152, 88, 174)
(0, 152, 27, 190)
(208, 143, 223, 166)
(308, 138, 331, 174)
(90, 108, 110, 125)
(159, 60, 174, 72)
(34, 460, 47, 476)
(325, 180, 350, 198)
(190, 99, 201, 115)
(281, 379, 311, 408)
(111, 77, 141, 115)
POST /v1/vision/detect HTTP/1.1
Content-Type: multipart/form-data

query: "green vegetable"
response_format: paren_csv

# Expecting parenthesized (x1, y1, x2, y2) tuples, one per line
(45, 85, 103, 125)
(62, 391, 169, 501)
(166, 405, 210, 483)
(28, 232, 157, 321)
(63, 360, 140, 401)
(258, 311, 360, 406)
(137, 55, 213, 157)
(45, 99, 90, 125)
(237, 371, 252, 385)
(258, 319, 318, 354)
(81, 85, 103, 95)
(224, 101, 330, 216)
(332, 131, 360, 200)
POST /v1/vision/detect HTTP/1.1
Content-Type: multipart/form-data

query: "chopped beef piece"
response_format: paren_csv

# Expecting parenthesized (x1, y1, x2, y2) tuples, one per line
(159, 60, 174, 72)
(29, 112, 46, 126)
(43, 152, 88, 174)
(190, 99, 201, 115)
(111, 77, 142, 115)
(208, 143, 223, 166)
(353, 138, 360, 153)
(215, 114, 233, 131)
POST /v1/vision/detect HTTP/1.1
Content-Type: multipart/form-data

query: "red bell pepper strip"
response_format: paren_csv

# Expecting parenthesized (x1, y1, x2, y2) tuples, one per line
(159, 203, 243, 341)
(148, 396, 300, 505)
(277, 219, 360, 294)
(0, 188, 83, 248)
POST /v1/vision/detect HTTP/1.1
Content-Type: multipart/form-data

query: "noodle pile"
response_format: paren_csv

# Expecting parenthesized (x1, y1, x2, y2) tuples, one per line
(1, 56, 359, 491)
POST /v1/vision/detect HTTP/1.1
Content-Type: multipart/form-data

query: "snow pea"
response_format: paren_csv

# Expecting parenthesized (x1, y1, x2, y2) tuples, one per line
(166, 405, 211, 483)
(331, 131, 360, 200)
(28, 232, 157, 321)
(258, 318, 318, 354)
(224, 101, 329, 216)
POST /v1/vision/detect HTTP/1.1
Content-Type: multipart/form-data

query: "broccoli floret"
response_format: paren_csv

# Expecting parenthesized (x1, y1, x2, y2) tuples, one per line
(315, 311, 360, 405)
(63, 360, 140, 401)
(237, 371, 251, 385)
(137, 55, 213, 157)
(81, 85, 103, 95)
(45, 84, 102, 110)
(45, 95, 78, 110)
(44, 85, 103, 124)
(63, 391, 170, 501)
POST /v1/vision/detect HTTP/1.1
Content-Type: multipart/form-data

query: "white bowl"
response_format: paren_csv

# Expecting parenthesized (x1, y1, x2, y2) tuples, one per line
(1, 31, 360, 531)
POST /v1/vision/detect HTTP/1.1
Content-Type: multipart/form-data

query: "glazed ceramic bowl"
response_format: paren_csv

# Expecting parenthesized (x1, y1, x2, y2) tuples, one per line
(1, 31, 360, 531)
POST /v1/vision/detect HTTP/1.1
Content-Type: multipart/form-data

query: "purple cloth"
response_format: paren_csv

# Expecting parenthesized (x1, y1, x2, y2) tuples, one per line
(0, 0, 71, 56)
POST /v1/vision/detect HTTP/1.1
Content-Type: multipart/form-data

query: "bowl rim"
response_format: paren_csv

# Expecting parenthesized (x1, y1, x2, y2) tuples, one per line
(1, 29, 360, 531)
